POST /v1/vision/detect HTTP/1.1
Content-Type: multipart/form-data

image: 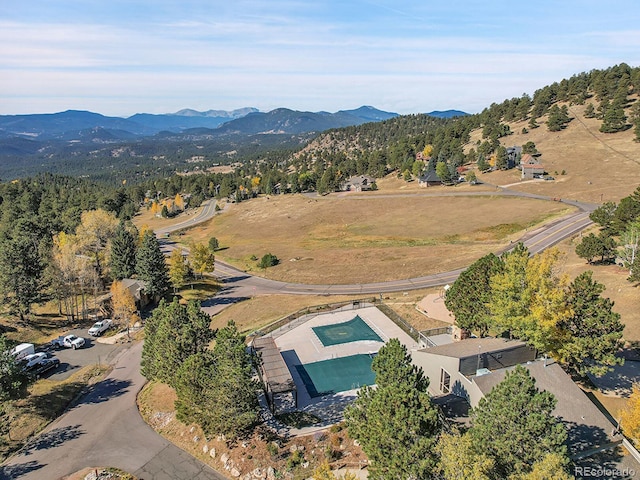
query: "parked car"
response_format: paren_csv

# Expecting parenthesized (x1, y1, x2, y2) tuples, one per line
(31, 357, 60, 377)
(51, 334, 86, 350)
(88, 319, 113, 337)
(19, 352, 48, 370)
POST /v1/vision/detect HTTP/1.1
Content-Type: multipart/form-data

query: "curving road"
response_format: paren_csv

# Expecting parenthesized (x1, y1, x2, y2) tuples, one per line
(0, 188, 597, 479)
(205, 193, 596, 302)
(153, 189, 596, 297)
(0, 341, 224, 480)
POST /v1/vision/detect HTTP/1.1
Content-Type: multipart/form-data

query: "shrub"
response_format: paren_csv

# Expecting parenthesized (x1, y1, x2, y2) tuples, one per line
(259, 253, 279, 269)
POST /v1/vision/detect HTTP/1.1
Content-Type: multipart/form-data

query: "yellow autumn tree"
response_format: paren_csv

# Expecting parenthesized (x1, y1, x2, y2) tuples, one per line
(621, 384, 640, 447)
(75, 209, 119, 287)
(251, 177, 261, 192)
(150, 201, 160, 216)
(437, 430, 494, 480)
(511, 452, 572, 480)
(174, 193, 185, 211)
(422, 144, 434, 157)
(110, 280, 137, 328)
(51, 231, 94, 321)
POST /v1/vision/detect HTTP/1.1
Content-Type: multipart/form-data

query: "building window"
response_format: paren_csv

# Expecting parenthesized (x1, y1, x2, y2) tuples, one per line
(440, 368, 451, 394)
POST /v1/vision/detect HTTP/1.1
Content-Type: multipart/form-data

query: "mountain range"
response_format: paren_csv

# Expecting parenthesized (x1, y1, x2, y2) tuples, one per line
(0, 106, 467, 142)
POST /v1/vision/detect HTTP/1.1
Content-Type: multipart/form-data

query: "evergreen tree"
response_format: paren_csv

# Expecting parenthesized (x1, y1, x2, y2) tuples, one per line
(469, 365, 568, 478)
(445, 253, 503, 336)
(175, 320, 258, 440)
(0, 335, 30, 401)
(495, 145, 508, 170)
(556, 271, 624, 377)
(135, 230, 170, 300)
(0, 226, 48, 321)
(109, 221, 137, 280)
(141, 298, 214, 386)
(575, 232, 616, 264)
(584, 103, 596, 118)
(600, 98, 628, 133)
(345, 339, 440, 480)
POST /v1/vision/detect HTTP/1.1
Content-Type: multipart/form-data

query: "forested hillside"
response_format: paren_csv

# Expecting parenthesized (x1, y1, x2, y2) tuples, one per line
(133, 63, 640, 199)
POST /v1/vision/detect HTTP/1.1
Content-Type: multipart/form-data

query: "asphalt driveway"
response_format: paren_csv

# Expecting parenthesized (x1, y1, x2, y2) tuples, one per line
(41, 328, 129, 381)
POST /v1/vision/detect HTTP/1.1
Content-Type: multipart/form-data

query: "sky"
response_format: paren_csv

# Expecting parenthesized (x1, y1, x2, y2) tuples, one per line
(1, 1, 639, 117)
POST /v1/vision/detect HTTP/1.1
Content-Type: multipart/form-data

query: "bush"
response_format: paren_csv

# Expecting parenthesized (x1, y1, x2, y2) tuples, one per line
(259, 253, 279, 269)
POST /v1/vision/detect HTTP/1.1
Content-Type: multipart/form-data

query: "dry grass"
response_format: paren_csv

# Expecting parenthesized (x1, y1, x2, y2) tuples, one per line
(476, 101, 640, 204)
(178, 193, 570, 285)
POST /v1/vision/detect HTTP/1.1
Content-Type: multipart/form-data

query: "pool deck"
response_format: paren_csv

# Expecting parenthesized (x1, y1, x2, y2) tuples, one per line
(272, 305, 418, 418)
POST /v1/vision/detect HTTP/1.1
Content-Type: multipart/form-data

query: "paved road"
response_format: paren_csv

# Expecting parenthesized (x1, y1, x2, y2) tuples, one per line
(201, 196, 596, 313)
(0, 188, 599, 478)
(0, 341, 224, 480)
(155, 199, 219, 236)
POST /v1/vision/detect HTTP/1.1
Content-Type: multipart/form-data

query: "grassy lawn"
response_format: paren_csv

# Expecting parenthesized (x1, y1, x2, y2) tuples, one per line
(175, 276, 220, 303)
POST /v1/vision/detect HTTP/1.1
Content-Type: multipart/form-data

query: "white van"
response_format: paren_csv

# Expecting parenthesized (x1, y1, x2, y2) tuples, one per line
(10, 343, 35, 361)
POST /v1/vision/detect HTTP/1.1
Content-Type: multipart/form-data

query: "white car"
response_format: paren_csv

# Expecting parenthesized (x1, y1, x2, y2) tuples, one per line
(88, 319, 112, 336)
(62, 334, 85, 349)
(20, 352, 48, 369)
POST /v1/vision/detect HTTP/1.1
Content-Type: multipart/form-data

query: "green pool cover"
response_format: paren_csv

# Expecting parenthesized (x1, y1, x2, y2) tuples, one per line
(295, 354, 376, 397)
(312, 315, 383, 346)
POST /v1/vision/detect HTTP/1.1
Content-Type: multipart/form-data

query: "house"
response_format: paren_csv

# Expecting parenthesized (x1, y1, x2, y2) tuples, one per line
(412, 337, 536, 401)
(412, 336, 623, 459)
(341, 175, 375, 192)
(506, 146, 522, 169)
(120, 278, 151, 310)
(418, 169, 442, 187)
(519, 153, 544, 179)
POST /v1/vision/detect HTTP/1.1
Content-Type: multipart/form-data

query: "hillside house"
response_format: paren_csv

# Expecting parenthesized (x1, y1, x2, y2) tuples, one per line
(341, 175, 375, 192)
(506, 146, 522, 169)
(520, 154, 545, 179)
(418, 169, 442, 187)
(411, 336, 623, 459)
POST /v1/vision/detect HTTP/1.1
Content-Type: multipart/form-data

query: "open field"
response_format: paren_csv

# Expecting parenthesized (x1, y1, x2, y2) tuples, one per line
(178, 193, 571, 284)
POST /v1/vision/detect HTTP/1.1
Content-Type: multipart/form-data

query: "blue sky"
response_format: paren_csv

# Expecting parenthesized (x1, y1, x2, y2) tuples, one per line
(1, 1, 639, 116)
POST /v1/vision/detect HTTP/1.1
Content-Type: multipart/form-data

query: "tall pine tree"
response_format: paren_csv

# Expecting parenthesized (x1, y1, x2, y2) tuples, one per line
(469, 365, 568, 478)
(556, 271, 624, 377)
(109, 221, 137, 280)
(174, 320, 258, 441)
(345, 339, 440, 480)
(135, 229, 169, 300)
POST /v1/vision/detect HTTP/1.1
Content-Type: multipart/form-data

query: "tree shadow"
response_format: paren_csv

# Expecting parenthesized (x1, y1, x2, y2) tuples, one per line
(0, 460, 44, 480)
(24, 380, 86, 421)
(75, 378, 132, 406)
(564, 420, 619, 457)
(21, 424, 84, 455)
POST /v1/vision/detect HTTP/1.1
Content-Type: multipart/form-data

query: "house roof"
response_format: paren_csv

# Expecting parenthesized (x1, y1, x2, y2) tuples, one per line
(419, 169, 442, 183)
(417, 337, 527, 359)
(521, 153, 536, 164)
(473, 360, 621, 456)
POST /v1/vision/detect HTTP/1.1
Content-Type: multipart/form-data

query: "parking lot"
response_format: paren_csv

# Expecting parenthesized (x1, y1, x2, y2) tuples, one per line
(39, 327, 131, 381)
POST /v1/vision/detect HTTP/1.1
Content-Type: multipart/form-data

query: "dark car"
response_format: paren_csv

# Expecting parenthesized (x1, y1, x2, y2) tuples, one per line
(30, 357, 61, 377)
